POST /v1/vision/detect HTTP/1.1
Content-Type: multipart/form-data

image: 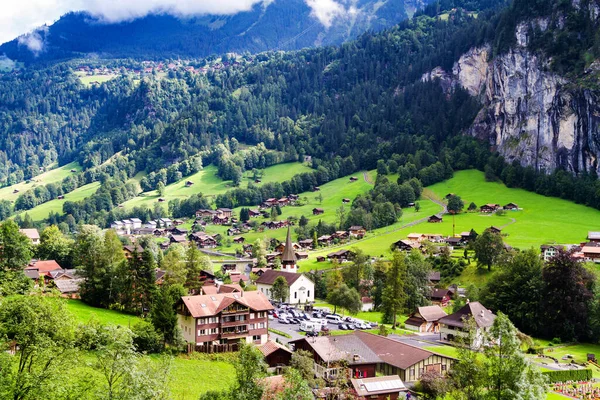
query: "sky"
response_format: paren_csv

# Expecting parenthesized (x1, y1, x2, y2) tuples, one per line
(0, 0, 353, 45)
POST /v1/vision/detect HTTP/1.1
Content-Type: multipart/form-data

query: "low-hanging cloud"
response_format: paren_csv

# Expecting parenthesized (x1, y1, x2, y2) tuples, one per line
(17, 27, 48, 55)
(305, 0, 358, 28)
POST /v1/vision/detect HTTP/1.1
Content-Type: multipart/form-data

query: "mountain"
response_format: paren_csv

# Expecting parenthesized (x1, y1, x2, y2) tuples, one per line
(0, 0, 430, 64)
(421, 0, 600, 175)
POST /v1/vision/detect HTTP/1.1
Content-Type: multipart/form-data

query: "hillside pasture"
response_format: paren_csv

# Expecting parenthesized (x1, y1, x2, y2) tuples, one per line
(78, 74, 117, 87)
(0, 161, 81, 203)
(19, 182, 101, 221)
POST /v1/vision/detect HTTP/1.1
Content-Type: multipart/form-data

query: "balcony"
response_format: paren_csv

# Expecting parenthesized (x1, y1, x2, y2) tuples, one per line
(221, 319, 248, 328)
(221, 328, 249, 338)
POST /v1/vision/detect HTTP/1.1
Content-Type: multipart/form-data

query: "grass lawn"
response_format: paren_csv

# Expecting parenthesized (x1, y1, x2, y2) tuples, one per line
(168, 355, 236, 399)
(63, 299, 143, 327)
(78, 74, 117, 86)
(0, 161, 81, 203)
(19, 182, 101, 221)
(427, 170, 600, 248)
(424, 345, 460, 359)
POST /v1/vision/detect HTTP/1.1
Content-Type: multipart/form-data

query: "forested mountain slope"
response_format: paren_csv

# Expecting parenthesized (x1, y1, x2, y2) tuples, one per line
(0, 0, 430, 64)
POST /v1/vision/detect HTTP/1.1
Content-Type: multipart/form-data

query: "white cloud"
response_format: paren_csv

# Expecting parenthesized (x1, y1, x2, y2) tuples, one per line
(0, 0, 273, 46)
(304, 0, 346, 28)
(17, 27, 48, 55)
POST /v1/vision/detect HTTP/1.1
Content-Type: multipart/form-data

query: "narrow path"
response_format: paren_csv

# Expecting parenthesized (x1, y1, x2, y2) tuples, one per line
(363, 171, 374, 185)
(499, 217, 517, 229)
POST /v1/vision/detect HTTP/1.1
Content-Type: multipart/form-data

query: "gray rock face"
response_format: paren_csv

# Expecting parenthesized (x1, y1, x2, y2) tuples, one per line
(423, 23, 600, 174)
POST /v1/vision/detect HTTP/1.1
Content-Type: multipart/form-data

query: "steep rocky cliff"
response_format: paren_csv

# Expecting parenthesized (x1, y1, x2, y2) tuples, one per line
(423, 20, 600, 174)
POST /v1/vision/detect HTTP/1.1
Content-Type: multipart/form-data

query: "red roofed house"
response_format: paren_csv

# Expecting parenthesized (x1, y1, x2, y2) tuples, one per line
(177, 291, 274, 351)
(258, 340, 292, 368)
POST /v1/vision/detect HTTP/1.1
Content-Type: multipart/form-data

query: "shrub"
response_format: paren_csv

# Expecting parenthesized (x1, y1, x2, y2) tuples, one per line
(542, 369, 593, 383)
(132, 320, 164, 353)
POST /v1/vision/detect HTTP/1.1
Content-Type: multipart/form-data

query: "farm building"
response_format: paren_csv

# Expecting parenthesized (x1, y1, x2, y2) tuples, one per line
(428, 215, 443, 223)
(405, 305, 448, 333)
(312, 208, 324, 215)
(480, 204, 499, 213)
(438, 302, 496, 349)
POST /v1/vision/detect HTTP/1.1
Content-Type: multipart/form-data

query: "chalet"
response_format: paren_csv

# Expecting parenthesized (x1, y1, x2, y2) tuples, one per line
(460, 231, 474, 242)
(350, 375, 407, 400)
(342, 198, 351, 203)
(480, 204, 499, 213)
(582, 243, 600, 262)
(177, 291, 273, 350)
(251, 268, 269, 277)
(217, 208, 233, 218)
(258, 341, 293, 368)
(229, 272, 250, 284)
(248, 209, 261, 218)
(201, 283, 243, 295)
(278, 198, 289, 206)
(263, 221, 287, 230)
(57, 195, 64, 200)
(295, 251, 309, 260)
(349, 226, 366, 238)
(13, 189, 19, 194)
(332, 231, 349, 241)
(312, 208, 324, 215)
(487, 226, 502, 235)
(438, 302, 496, 348)
(327, 249, 355, 262)
(185, 181, 194, 187)
(54, 278, 83, 298)
(445, 193, 455, 199)
(429, 288, 452, 306)
(445, 237, 462, 246)
(503, 202, 519, 210)
(160, 218, 173, 228)
(173, 219, 184, 226)
(540, 244, 564, 261)
(318, 236, 331, 247)
(170, 235, 188, 245)
(407, 233, 426, 243)
(405, 306, 448, 333)
(298, 239, 314, 249)
(313, 186, 320, 192)
(350, 176, 359, 182)
(213, 215, 229, 225)
(290, 331, 455, 383)
(233, 237, 246, 244)
(171, 227, 188, 236)
(428, 215, 443, 223)
(189, 233, 217, 248)
(25, 260, 63, 284)
(263, 198, 278, 207)
(256, 270, 314, 304)
(428, 271, 441, 285)
(123, 245, 144, 259)
(20, 229, 40, 245)
(196, 209, 218, 218)
(589, 232, 600, 242)
(392, 239, 418, 252)
(316, 256, 326, 262)
(227, 228, 241, 236)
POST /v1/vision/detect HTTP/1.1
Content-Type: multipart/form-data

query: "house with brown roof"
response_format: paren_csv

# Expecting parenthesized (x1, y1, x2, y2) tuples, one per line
(582, 243, 600, 262)
(177, 291, 273, 351)
(503, 202, 519, 210)
(438, 301, 496, 348)
(405, 305, 448, 333)
(312, 208, 324, 215)
(480, 204, 499, 213)
(327, 249, 355, 262)
(540, 244, 564, 261)
(20, 229, 40, 245)
(189, 232, 217, 248)
(258, 340, 292, 368)
(123, 245, 144, 259)
(392, 239, 419, 252)
(429, 288, 452, 306)
(349, 226, 366, 238)
(298, 239, 314, 249)
(317, 235, 332, 246)
(290, 331, 454, 383)
(256, 270, 314, 304)
(428, 215, 443, 223)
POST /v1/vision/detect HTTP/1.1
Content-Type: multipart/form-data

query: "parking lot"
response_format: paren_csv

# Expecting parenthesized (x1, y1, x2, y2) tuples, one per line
(268, 308, 378, 343)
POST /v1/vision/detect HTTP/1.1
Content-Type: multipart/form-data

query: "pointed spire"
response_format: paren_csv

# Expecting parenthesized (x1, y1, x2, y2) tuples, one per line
(282, 226, 297, 263)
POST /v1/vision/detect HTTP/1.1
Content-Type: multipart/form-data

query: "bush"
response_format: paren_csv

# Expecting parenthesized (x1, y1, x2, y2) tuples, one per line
(132, 321, 164, 353)
(551, 337, 562, 345)
(542, 369, 593, 383)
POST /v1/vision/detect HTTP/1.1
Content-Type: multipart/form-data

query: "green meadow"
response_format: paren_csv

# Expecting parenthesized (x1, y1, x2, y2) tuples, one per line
(19, 182, 101, 221)
(63, 299, 143, 327)
(0, 161, 81, 203)
(122, 162, 313, 211)
(76, 73, 117, 87)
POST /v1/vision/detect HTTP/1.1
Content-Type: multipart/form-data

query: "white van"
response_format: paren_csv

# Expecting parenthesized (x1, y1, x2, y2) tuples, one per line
(325, 315, 342, 324)
(300, 321, 319, 332)
(309, 318, 327, 328)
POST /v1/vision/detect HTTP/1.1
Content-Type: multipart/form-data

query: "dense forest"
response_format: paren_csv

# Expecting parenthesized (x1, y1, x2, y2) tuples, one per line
(3, 0, 600, 227)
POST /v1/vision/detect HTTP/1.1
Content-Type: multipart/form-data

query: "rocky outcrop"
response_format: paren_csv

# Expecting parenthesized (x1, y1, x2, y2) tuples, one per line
(423, 22, 600, 174)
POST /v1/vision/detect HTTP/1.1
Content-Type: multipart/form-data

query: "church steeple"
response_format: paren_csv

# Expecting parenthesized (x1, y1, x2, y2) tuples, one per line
(281, 226, 297, 273)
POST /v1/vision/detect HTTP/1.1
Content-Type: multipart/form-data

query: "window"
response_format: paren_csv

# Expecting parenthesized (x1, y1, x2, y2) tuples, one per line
(250, 313, 255, 319)
(307, 290, 310, 298)
(252, 335, 261, 341)
(442, 365, 447, 371)
(294, 292, 297, 299)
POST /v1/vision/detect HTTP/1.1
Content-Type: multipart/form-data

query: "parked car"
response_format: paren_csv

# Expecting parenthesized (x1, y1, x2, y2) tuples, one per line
(347, 324, 356, 330)
(338, 323, 347, 330)
(321, 325, 330, 333)
(278, 318, 289, 324)
(344, 316, 353, 322)
(306, 330, 319, 337)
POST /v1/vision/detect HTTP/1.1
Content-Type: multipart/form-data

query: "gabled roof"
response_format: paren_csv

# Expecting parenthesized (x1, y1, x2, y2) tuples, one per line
(54, 279, 83, 294)
(430, 288, 451, 300)
(438, 301, 496, 329)
(589, 231, 600, 240)
(255, 270, 304, 286)
(20, 229, 40, 240)
(123, 245, 144, 253)
(25, 260, 62, 273)
(181, 291, 273, 318)
(258, 340, 292, 357)
(416, 305, 447, 322)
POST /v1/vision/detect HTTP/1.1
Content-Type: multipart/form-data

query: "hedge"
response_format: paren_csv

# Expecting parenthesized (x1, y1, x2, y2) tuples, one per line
(542, 369, 593, 382)
(268, 328, 292, 338)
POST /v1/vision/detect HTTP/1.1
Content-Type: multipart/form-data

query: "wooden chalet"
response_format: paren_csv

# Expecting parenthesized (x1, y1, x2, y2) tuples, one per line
(332, 231, 349, 240)
(480, 204, 499, 213)
(317, 235, 332, 246)
(407, 233, 426, 243)
(405, 305, 448, 333)
(196, 209, 218, 218)
(392, 239, 418, 252)
(189, 233, 217, 248)
(213, 215, 229, 225)
(170, 235, 188, 245)
(249, 209, 261, 217)
(298, 239, 314, 249)
(123, 245, 144, 259)
(258, 340, 292, 368)
(350, 176, 359, 182)
(313, 186, 320, 192)
(233, 236, 246, 244)
(429, 288, 452, 307)
(327, 249, 355, 262)
(278, 198, 289, 206)
(312, 208, 324, 215)
(503, 202, 519, 210)
(428, 271, 441, 285)
(217, 208, 233, 218)
(428, 215, 443, 223)
(349, 226, 366, 238)
(227, 227, 241, 236)
(487, 226, 502, 234)
(185, 181, 194, 187)
(316, 256, 326, 262)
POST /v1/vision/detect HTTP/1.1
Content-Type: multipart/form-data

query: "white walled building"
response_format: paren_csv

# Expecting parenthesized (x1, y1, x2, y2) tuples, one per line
(256, 270, 314, 305)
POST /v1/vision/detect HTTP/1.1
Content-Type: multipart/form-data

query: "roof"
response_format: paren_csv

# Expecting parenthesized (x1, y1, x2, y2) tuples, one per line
(293, 334, 382, 364)
(582, 246, 600, 254)
(258, 340, 292, 357)
(407, 233, 424, 239)
(25, 260, 62, 273)
(181, 291, 273, 318)
(219, 284, 244, 293)
(19, 229, 40, 240)
(438, 301, 496, 329)
(430, 288, 451, 300)
(351, 375, 406, 397)
(416, 305, 447, 322)
(281, 227, 297, 263)
(54, 279, 83, 294)
(123, 245, 144, 253)
(349, 226, 365, 231)
(255, 270, 304, 286)
(428, 271, 441, 281)
(589, 232, 600, 240)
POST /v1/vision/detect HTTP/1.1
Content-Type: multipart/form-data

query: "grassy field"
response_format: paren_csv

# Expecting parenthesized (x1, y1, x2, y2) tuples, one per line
(426, 170, 600, 248)
(122, 162, 313, 211)
(19, 182, 101, 221)
(78, 74, 117, 87)
(63, 299, 143, 327)
(0, 161, 81, 203)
